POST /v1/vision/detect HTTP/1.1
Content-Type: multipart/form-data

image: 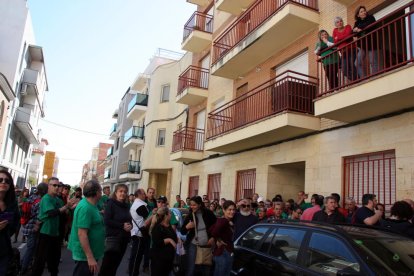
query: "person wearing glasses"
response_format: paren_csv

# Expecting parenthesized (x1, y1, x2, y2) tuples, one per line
(32, 177, 77, 276)
(288, 205, 303, 220)
(233, 199, 258, 241)
(0, 169, 20, 275)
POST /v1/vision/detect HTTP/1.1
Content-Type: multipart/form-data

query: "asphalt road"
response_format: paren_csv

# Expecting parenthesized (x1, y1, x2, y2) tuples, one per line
(16, 238, 148, 276)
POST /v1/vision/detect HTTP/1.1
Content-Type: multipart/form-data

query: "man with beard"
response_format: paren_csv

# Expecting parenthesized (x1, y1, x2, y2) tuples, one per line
(233, 198, 258, 241)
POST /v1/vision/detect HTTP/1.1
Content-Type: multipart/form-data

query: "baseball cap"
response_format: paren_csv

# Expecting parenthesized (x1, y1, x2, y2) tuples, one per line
(257, 196, 264, 203)
(157, 195, 167, 203)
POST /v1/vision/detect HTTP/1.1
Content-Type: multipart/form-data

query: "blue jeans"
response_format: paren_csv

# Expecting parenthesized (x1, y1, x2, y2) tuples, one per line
(213, 249, 233, 276)
(341, 48, 358, 82)
(185, 243, 211, 276)
(21, 232, 38, 271)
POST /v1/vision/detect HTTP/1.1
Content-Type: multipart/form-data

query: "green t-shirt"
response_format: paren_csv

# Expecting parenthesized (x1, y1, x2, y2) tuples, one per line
(173, 202, 180, 208)
(97, 195, 109, 211)
(68, 198, 105, 261)
(38, 194, 63, 236)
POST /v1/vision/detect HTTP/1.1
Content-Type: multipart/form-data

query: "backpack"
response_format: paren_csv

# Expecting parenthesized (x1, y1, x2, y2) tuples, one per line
(20, 198, 41, 225)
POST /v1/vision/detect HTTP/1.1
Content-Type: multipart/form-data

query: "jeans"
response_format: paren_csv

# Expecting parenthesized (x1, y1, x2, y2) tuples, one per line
(185, 243, 211, 276)
(213, 249, 233, 276)
(21, 232, 38, 272)
(356, 49, 382, 78)
(128, 236, 147, 276)
(72, 261, 94, 276)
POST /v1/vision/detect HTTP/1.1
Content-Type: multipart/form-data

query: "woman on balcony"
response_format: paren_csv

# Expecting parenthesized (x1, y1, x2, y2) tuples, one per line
(315, 29, 339, 90)
(333, 16, 358, 82)
(353, 6, 381, 77)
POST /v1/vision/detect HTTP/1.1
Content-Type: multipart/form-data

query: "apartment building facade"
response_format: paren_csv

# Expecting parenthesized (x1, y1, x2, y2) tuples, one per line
(0, 0, 49, 188)
(166, 0, 414, 208)
(80, 142, 112, 187)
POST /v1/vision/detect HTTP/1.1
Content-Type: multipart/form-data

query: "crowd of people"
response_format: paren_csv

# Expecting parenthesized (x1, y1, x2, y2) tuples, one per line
(1, 167, 414, 276)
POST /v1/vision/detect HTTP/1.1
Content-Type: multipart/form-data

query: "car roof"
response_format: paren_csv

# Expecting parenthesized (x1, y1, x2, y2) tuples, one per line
(251, 220, 410, 240)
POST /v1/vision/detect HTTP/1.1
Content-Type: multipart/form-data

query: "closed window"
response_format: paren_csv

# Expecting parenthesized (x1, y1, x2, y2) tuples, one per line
(269, 228, 305, 263)
(236, 169, 256, 202)
(305, 233, 360, 275)
(238, 226, 270, 250)
(207, 173, 221, 201)
(156, 129, 166, 146)
(161, 84, 170, 102)
(188, 176, 199, 197)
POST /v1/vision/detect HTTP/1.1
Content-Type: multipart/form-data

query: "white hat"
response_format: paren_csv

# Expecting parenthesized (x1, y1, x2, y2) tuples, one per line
(257, 196, 264, 203)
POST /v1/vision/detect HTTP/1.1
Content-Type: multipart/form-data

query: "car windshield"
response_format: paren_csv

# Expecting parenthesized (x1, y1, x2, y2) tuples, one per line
(350, 231, 414, 275)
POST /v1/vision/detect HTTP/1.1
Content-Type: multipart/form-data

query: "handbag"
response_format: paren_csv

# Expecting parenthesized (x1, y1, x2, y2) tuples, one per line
(104, 236, 121, 252)
(193, 213, 213, 266)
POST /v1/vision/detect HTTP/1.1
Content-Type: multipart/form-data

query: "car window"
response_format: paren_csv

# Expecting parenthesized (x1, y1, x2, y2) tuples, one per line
(269, 228, 305, 263)
(259, 228, 277, 254)
(238, 226, 270, 250)
(353, 235, 414, 275)
(305, 233, 360, 275)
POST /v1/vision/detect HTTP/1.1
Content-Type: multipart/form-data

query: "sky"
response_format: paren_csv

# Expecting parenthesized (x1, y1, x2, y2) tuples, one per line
(27, 0, 195, 185)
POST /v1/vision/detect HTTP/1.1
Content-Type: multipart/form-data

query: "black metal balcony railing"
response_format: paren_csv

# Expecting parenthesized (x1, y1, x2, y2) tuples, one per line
(107, 146, 113, 157)
(124, 126, 145, 143)
(212, 0, 318, 64)
(207, 71, 318, 139)
(127, 160, 141, 174)
(177, 66, 209, 96)
(172, 127, 205, 152)
(183, 11, 214, 42)
(317, 4, 414, 96)
(127, 93, 149, 113)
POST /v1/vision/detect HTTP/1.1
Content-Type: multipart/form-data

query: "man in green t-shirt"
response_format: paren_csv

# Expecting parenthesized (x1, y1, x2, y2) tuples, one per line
(97, 186, 110, 213)
(68, 180, 105, 276)
(173, 194, 181, 208)
(31, 177, 76, 276)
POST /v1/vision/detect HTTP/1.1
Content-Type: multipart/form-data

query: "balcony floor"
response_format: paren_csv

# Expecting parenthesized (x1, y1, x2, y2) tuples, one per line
(170, 150, 203, 162)
(123, 138, 144, 149)
(315, 65, 414, 123)
(176, 87, 207, 106)
(205, 112, 320, 153)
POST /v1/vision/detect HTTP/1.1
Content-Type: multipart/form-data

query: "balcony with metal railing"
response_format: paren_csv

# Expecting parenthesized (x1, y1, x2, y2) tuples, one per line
(127, 93, 148, 120)
(119, 160, 141, 179)
(109, 123, 117, 140)
(216, 0, 255, 15)
(181, 12, 213, 53)
(211, 0, 319, 79)
(170, 127, 205, 162)
(123, 126, 145, 149)
(21, 68, 43, 96)
(15, 105, 39, 144)
(176, 66, 209, 106)
(315, 6, 414, 123)
(205, 71, 320, 153)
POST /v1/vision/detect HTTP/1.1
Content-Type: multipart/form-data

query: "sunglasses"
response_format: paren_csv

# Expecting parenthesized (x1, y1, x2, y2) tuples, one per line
(241, 204, 251, 208)
(0, 178, 11, 184)
(157, 200, 165, 204)
(50, 184, 60, 188)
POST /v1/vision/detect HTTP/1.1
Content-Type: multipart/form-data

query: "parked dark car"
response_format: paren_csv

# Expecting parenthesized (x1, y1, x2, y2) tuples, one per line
(231, 220, 414, 276)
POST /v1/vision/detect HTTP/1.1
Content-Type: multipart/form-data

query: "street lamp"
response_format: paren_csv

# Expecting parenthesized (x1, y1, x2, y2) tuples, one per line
(23, 157, 32, 189)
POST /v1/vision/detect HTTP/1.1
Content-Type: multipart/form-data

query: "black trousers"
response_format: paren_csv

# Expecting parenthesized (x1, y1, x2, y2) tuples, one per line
(31, 233, 61, 276)
(128, 235, 148, 276)
(72, 261, 94, 276)
(99, 238, 129, 276)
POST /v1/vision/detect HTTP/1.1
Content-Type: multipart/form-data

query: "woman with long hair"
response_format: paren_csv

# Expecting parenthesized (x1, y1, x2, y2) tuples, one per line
(0, 169, 20, 275)
(315, 29, 340, 90)
(181, 196, 217, 276)
(210, 200, 236, 276)
(99, 184, 132, 276)
(149, 207, 177, 276)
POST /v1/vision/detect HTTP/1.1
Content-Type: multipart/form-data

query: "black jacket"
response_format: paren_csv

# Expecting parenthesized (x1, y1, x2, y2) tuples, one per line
(0, 201, 19, 257)
(354, 14, 378, 49)
(104, 198, 132, 239)
(381, 219, 414, 238)
(180, 208, 216, 246)
(312, 209, 346, 224)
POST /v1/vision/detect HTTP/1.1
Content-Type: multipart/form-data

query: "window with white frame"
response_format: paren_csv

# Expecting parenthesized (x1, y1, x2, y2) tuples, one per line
(156, 129, 166, 146)
(160, 84, 170, 102)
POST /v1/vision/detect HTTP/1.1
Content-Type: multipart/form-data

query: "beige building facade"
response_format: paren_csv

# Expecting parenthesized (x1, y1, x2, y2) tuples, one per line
(160, 0, 414, 208)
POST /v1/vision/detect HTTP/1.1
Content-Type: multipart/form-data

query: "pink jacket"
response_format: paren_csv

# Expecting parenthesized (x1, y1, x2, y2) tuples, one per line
(301, 205, 321, 221)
